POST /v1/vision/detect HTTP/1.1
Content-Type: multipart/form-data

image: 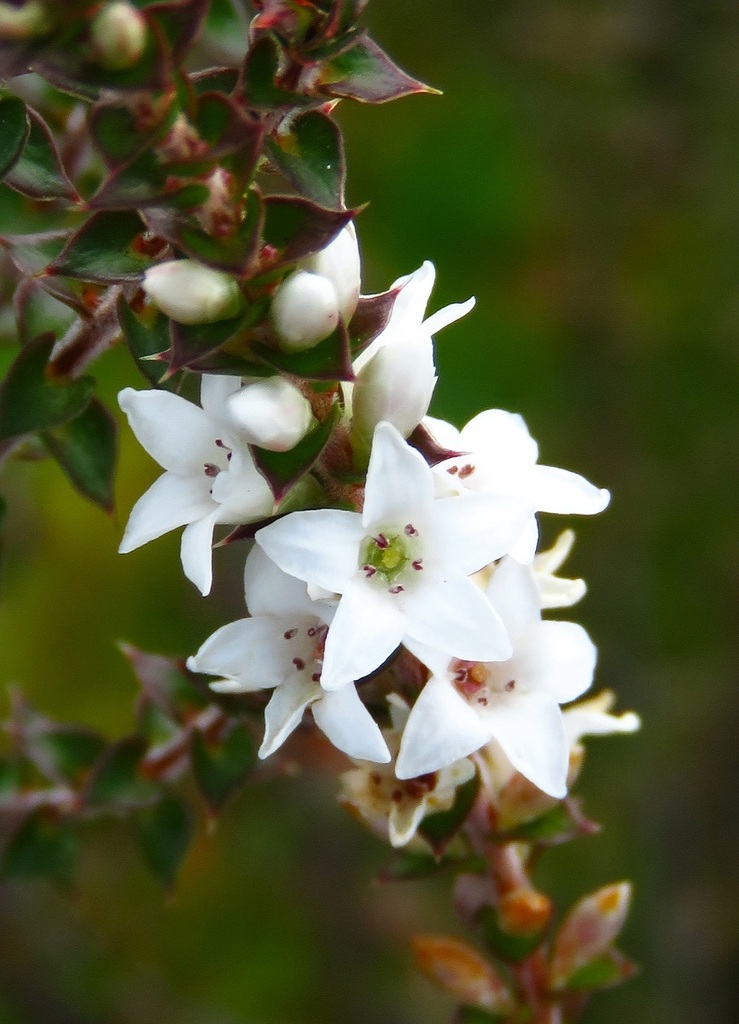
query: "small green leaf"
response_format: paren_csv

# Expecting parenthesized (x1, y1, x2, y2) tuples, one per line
(42, 398, 118, 512)
(148, 0, 210, 64)
(566, 949, 638, 992)
(89, 95, 175, 167)
(501, 800, 598, 845)
(4, 107, 78, 202)
(266, 109, 345, 208)
(48, 211, 151, 283)
(117, 299, 171, 386)
(0, 334, 95, 441)
(419, 772, 479, 856)
(119, 643, 208, 727)
(190, 723, 256, 813)
(241, 34, 313, 111)
(137, 795, 194, 890)
(167, 308, 251, 372)
(0, 230, 72, 276)
(1, 811, 78, 889)
(85, 736, 154, 807)
(0, 96, 29, 180)
(254, 319, 353, 381)
(478, 906, 544, 964)
(319, 34, 438, 103)
(252, 401, 340, 499)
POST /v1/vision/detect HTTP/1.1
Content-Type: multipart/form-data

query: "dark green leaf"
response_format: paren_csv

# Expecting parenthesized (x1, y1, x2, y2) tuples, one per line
(319, 34, 437, 103)
(253, 318, 353, 381)
(167, 308, 251, 372)
(477, 906, 544, 964)
(85, 735, 154, 807)
(348, 287, 398, 356)
(566, 949, 639, 992)
(48, 211, 151, 283)
(148, 0, 210, 64)
(241, 34, 313, 111)
(377, 853, 487, 883)
(4, 107, 78, 202)
(252, 401, 340, 499)
(0, 230, 71, 276)
(262, 194, 354, 268)
(190, 66, 240, 96)
(119, 643, 208, 726)
(0, 334, 95, 441)
(117, 299, 171, 386)
(419, 772, 479, 856)
(501, 800, 598, 845)
(266, 109, 345, 208)
(137, 795, 194, 889)
(190, 723, 256, 813)
(0, 96, 29, 180)
(42, 398, 118, 512)
(1, 811, 78, 889)
(88, 95, 175, 167)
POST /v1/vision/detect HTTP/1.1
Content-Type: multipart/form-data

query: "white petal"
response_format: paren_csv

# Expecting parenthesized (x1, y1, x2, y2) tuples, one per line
(389, 261, 435, 326)
(404, 572, 512, 662)
(460, 409, 539, 469)
(180, 508, 220, 595)
(428, 493, 533, 575)
(312, 685, 390, 762)
(259, 677, 317, 758)
(243, 544, 316, 618)
(513, 621, 596, 703)
(187, 616, 293, 689)
(256, 509, 363, 594)
(538, 574, 587, 609)
(320, 580, 405, 690)
(484, 691, 569, 797)
(395, 675, 491, 779)
(362, 422, 434, 528)
(423, 415, 462, 450)
(118, 387, 218, 474)
(564, 702, 641, 745)
(528, 465, 610, 515)
(422, 295, 475, 337)
(209, 447, 274, 522)
(199, 374, 241, 421)
(119, 472, 214, 552)
(485, 557, 541, 644)
(507, 515, 540, 564)
(389, 799, 428, 847)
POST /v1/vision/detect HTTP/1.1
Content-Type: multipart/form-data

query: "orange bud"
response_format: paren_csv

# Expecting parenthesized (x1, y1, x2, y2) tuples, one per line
(411, 933, 515, 1014)
(498, 888, 553, 938)
(549, 881, 632, 990)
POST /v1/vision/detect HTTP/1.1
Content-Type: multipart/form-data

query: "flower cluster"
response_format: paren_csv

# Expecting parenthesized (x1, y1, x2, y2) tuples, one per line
(120, 222, 636, 850)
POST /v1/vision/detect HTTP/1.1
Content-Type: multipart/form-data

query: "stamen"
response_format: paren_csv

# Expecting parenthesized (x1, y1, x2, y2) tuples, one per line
(215, 438, 228, 449)
(388, 584, 404, 595)
(374, 533, 389, 549)
(203, 463, 220, 477)
(458, 463, 475, 479)
(447, 465, 459, 475)
(404, 523, 418, 536)
(505, 679, 516, 692)
(292, 657, 305, 671)
(283, 628, 298, 640)
(363, 564, 377, 578)
(412, 559, 423, 571)
(311, 672, 321, 683)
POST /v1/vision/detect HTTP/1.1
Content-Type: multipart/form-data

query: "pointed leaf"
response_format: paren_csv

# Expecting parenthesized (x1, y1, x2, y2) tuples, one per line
(419, 771, 479, 857)
(241, 34, 313, 111)
(119, 643, 208, 726)
(549, 883, 633, 990)
(85, 735, 155, 807)
(319, 34, 437, 103)
(167, 308, 251, 372)
(1, 810, 78, 889)
(42, 398, 118, 512)
(0, 334, 95, 441)
(262, 194, 355, 268)
(0, 96, 29, 180)
(48, 211, 152, 283)
(252, 400, 340, 499)
(501, 799, 600, 846)
(148, 0, 210, 64)
(5, 107, 78, 202)
(137, 795, 194, 890)
(0, 230, 72, 276)
(88, 95, 175, 168)
(190, 722, 256, 813)
(565, 948, 638, 992)
(190, 66, 240, 96)
(117, 298, 172, 385)
(348, 287, 399, 356)
(266, 109, 345, 208)
(253, 317, 353, 381)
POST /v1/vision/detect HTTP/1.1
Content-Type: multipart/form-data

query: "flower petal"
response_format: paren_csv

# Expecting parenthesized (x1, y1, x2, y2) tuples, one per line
(485, 557, 541, 644)
(396, 675, 491, 779)
(180, 508, 220, 595)
(256, 509, 363, 594)
(321, 580, 405, 690)
(243, 544, 317, 618)
(528, 465, 610, 515)
(389, 798, 428, 847)
(483, 691, 569, 798)
(119, 472, 214, 552)
(404, 572, 512, 663)
(513, 621, 596, 703)
(460, 409, 539, 470)
(428, 493, 533, 576)
(312, 685, 391, 762)
(199, 374, 241, 422)
(422, 295, 475, 337)
(259, 677, 317, 758)
(118, 387, 217, 474)
(362, 421, 434, 528)
(187, 616, 293, 689)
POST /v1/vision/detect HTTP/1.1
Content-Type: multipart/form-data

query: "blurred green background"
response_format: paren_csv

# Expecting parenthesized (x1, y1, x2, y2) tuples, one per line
(1, 1, 738, 1021)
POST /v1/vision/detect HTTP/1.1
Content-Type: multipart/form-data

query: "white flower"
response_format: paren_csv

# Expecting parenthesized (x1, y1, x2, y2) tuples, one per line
(256, 421, 532, 691)
(564, 690, 640, 747)
(340, 695, 475, 847)
(396, 557, 597, 797)
(118, 375, 274, 596)
(533, 529, 587, 609)
(90, 2, 147, 71)
(301, 222, 361, 323)
(351, 262, 475, 448)
(142, 260, 243, 325)
(187, 546, 390, 763)
(427, 410, 610, 562)
(271, 270, 340, 351)
(224, 377, 315, 452)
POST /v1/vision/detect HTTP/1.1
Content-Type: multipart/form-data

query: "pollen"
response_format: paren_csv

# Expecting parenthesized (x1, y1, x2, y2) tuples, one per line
(381, 547, 402, 570)
(469, 663, 489, 685)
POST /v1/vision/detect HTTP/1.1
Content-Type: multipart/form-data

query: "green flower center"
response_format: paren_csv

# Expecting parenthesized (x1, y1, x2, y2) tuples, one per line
(359, 524, 423, 592)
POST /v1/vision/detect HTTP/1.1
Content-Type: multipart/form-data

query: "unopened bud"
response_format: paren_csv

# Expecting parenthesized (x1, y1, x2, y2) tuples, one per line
(549, 882, 632, 990)
(411, 934, 515, 1014)
(0, 1, 50, 39)
(301, 222, 361, 322)
(90, 2, 147, 72)
(498, 888, 553, 938)
(271, 270, 340, 351)
(142, 260, 243, 325)
(225, 378, 315, 452)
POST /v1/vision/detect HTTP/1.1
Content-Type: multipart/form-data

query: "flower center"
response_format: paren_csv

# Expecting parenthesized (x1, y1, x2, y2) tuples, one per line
(452, 659, 516, 707)
(359, 525, 422, 590)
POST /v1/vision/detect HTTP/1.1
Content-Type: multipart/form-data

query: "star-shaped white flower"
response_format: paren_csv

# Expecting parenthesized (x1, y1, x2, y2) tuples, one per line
(395, 557, 597, 797)
(119, 375, 274, 595)
(187, 545, 390, 763)
(426, 410, 610, 562)
(256, 422, 533, 691)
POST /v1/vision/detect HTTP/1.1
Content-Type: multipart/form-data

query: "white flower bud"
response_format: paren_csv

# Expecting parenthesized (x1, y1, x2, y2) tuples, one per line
(90, 2, 147, 72)
(225, 378, 315, 452)
(271, 270, 340, 351)
(0, 1, 50, 39)
(142, 260, 243, 325)
(301, 222, 361, 323)
(352, 333, 436, 450)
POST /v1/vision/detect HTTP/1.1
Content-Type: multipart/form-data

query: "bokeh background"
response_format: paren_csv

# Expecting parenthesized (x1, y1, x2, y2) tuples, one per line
(1, 1, 738, 1021)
